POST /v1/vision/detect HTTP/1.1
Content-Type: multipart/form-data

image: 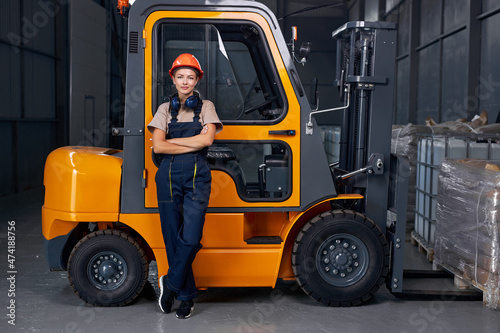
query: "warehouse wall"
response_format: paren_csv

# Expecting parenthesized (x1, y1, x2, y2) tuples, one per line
(350, 0, 500, 125)
(0, 0, 68, 196)
(259, 0, 348, 125)
(0, 0, 126, 197)
(481, 0, 500, 123)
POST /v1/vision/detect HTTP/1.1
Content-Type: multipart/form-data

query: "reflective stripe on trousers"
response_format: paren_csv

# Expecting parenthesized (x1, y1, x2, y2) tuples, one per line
(156, 153, 211, 301)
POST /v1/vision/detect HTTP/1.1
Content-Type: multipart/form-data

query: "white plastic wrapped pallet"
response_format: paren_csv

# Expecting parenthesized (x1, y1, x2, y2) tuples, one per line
(415, 134, 500, 245)
(434, 159, 500, 309)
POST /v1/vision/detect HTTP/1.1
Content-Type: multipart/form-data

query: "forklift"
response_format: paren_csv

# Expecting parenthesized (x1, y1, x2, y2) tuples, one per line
(42, 0, 478, 307)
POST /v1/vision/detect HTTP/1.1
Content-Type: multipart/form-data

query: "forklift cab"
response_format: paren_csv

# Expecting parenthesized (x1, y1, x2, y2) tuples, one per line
(137, 8, 335, 211)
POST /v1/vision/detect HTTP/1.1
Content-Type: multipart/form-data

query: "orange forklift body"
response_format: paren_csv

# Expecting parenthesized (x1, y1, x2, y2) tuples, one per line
(42, 0, 403, 307)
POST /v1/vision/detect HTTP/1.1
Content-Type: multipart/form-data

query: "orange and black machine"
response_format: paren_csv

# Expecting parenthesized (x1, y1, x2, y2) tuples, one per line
(43, 0, 416, 307)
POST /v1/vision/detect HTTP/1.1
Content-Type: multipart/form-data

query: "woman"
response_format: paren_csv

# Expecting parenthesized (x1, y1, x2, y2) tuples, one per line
(147, 53, 222, 319)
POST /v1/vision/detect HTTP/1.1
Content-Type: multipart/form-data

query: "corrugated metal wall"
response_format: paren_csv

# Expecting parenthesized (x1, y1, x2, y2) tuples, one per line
(0, 0, 63, 196)
(0, 0, 127, 197)
(480, 0, 500, 123)
(351, 0, 500, 125)
(259, 0, 348, 124)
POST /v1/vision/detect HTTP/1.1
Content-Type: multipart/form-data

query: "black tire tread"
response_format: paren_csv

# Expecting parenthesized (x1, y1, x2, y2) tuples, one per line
(67, 229, 149, 307)
(292, 209, 389, 307)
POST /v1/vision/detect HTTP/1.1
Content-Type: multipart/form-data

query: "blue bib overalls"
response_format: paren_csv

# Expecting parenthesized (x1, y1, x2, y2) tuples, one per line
(155, 104, 211, 301)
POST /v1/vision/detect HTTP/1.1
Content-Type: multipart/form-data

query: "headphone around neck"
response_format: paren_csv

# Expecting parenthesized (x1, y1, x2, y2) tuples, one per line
(170, 92, 201, 113)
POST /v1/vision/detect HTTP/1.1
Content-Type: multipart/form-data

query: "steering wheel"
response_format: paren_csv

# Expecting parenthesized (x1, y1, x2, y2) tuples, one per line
(243, 96, 279, 115)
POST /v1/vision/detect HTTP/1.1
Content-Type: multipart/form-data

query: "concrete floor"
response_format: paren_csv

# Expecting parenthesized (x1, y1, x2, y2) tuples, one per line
(1, 188, 499, 333)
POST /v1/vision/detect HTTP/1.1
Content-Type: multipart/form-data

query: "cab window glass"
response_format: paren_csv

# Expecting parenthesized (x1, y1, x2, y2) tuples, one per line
(155, 22, 285, 122)
(207, 142, 291, 201)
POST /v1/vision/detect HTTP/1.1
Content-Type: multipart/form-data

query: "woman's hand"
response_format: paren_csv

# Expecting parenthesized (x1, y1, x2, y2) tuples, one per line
(170, 123, 216, 149)
(152, 128, 199, 154)
(152, 124, 216, 155)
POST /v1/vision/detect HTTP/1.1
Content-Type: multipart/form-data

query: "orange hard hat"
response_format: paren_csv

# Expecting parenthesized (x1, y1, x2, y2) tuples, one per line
(169, 53, 204, 80)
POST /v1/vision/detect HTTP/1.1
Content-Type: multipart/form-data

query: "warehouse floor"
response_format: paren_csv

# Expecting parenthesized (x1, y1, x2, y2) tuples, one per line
(1, 188, 499, 333)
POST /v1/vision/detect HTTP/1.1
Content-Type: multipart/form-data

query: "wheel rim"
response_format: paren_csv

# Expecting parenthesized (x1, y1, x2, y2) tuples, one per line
(87, 251, 128, 290)
(316, 233, 369, 287)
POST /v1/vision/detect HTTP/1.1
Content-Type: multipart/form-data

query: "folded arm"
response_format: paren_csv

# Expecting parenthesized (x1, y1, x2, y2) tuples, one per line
(152, 123, 216, 155)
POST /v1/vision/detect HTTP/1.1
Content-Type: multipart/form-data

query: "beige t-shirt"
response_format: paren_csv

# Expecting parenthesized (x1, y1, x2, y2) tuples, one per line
(147, 99, 223, 134)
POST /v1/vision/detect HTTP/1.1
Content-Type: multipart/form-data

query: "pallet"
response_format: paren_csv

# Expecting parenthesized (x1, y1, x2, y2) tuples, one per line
(410, 230, 434, 262)
(436, 262, 500, 309)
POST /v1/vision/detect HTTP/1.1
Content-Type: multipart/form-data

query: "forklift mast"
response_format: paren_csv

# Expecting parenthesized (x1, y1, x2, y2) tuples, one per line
(330, 22, 413, 295)
(332, 22, 397, 232)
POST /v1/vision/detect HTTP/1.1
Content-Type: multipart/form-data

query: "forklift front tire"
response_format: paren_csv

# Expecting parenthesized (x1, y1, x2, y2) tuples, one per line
(67, 229, 149, 306)
(292, 210, 389, 307)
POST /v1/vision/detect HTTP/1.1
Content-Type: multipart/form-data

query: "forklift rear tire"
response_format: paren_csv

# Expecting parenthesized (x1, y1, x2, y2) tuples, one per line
(67, 229, 149, 306)
(292, 209, 389, 306)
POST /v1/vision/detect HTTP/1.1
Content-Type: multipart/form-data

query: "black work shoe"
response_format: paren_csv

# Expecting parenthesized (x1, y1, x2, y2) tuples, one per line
(158, 275, 175, 313)
(176, 300, 194, 319)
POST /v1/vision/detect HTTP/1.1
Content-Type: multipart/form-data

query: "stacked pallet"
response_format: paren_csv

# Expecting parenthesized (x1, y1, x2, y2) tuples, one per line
(390, 111, 494, 241)
(434, 159, 500, 309)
